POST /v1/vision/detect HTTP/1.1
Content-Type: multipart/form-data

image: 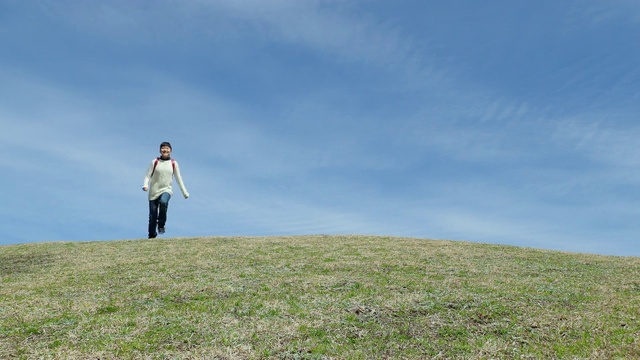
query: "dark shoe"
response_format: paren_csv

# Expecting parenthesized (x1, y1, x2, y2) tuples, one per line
(158, 227, 165, 234)
(148, 233, 157, 239)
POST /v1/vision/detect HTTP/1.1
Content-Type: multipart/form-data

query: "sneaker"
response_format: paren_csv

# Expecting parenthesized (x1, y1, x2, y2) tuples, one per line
(149, 233, 157, 239)
(158, 227, 165, 234)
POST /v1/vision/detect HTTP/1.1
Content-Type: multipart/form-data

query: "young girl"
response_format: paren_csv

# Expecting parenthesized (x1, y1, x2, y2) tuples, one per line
(142, 142, 190, 238)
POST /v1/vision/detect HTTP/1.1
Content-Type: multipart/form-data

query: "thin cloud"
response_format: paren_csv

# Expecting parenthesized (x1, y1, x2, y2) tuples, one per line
(553, 116, 640, 177)
(36, 1, 429, 74)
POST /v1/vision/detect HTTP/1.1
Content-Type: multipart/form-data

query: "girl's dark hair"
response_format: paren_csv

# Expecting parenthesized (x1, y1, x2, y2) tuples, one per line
(160, 141, 172, 150)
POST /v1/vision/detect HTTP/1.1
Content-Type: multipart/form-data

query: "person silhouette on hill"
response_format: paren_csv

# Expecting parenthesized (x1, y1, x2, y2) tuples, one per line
(142, 141, 189, 239)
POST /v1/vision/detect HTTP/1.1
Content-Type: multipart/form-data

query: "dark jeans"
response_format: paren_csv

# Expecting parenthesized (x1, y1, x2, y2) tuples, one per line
(148, 192, 171, 236)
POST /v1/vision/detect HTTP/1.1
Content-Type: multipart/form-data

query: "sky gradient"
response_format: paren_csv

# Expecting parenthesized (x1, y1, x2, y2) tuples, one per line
(2, 1, 639, 256)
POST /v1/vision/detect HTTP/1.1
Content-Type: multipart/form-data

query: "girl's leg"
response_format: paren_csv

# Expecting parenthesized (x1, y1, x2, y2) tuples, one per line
(157, 192, 172, 232)
(148, 199, 159, 238)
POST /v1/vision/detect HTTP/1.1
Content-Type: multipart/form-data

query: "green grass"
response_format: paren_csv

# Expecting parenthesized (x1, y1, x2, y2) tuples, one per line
(1, 235, 639, 359)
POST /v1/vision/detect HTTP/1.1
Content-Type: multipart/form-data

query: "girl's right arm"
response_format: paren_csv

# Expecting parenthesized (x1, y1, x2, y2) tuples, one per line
(142, 160, 155, 191)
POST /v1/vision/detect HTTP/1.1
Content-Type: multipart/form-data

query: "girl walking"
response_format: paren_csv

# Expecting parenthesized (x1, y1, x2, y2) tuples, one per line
(142, 142, 190, 238)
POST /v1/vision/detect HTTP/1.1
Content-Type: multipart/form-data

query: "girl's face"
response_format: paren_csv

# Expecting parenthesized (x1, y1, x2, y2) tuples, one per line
(160, 146, 172, 158)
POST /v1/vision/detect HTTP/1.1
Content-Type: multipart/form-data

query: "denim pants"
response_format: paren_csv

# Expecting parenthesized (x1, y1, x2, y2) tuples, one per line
(148, 192, 171, 236)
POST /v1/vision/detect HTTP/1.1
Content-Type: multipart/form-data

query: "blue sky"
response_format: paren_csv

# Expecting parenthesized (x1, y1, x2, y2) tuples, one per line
(2, 1, 639, 256)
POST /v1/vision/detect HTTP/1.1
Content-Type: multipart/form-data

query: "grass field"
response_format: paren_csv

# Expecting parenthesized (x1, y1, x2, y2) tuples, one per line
(1, 235, 639, 359)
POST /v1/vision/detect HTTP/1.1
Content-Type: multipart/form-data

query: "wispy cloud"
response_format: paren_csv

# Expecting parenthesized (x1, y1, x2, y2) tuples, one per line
(553, 117, 640, 175)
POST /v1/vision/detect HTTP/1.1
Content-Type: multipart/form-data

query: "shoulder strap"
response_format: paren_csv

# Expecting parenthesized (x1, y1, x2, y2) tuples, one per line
(150, 158, 175, 177)
(150, 158, 159, 177)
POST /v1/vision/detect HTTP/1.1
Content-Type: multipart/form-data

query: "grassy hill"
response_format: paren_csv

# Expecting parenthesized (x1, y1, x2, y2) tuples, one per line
(1, 235, 639, 359)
